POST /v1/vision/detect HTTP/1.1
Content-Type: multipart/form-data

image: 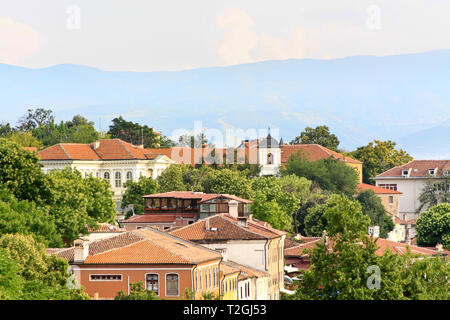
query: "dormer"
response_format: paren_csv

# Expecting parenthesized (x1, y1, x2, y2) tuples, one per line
(428, 168, 438, 176)
(402, 168, 411, 177)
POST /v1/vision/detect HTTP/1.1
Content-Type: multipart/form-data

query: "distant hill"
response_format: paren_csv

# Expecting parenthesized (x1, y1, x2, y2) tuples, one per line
(0, 50, 449, 158)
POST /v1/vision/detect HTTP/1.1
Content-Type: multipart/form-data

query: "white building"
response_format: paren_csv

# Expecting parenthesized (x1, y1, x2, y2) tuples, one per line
(38, 139, 174, 216)
(375, 160, 450, 220)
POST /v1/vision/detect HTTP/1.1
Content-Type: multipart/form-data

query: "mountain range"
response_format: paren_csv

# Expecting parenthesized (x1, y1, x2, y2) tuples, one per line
(0, 50, 449, 159)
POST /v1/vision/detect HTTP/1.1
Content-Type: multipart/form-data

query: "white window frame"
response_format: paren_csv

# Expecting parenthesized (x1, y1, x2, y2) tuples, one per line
(89, 274, 123, 282)
(145, 273, 160, 296)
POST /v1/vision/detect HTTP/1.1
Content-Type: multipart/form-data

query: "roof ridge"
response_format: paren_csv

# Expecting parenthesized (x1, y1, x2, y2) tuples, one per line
(138, 227, 221, 262)
(220, 215, 272, 239)
(58, 143, 72, 160)
(117, 139, 137, 159)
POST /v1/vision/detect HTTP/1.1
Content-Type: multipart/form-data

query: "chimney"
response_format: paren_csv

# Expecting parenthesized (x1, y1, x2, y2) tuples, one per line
(237, 217, 248, 228)
(228, 200, 239, 219)
(92, 141, 100, 150)
(205, 219, 210, 230)
(73, 237, 89, 263)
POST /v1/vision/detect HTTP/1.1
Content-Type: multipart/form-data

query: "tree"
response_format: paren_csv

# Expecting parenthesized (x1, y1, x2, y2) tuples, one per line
(290, 195, 449, 300)
(356, 190, 395, 238)
(283, 153, 359, 197)
(64, 115, 101, 143)
(203, 168, 253, 200)
(296, 188, 329, 235)
(121, 176, 160, 217)
(0, 138, 49, 204)
(115, 282, 159, 300)
(45, 168, 116, 243)
(417, 175, 450, 212)
(108, 116, 160, 148)
(0, 188, 62, 247)
(17, 108, 54, 131)
(348, 140, 413, 184)
(251, 175, 312, 231)
(6, 131, 44, 149)
(416, 203, 450, 250)
(0, 234, 90, 300)
(157, 164, 190, 192)
(290, 125, 340, 151)
(0, 122, 13, 137)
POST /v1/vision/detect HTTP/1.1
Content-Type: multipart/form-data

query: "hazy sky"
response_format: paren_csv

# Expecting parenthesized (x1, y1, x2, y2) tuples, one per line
(1, 0, 450, 71)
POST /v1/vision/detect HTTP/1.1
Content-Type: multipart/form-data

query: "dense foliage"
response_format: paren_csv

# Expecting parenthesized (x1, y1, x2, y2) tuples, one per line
(115, 282, 159, 300)
(347, 140, 413, 184)
(290, 125, 340, 152)
(416, 203, 450, 250)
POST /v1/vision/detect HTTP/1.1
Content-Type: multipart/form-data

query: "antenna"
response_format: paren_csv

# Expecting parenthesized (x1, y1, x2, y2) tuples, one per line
(141, 128, 144, 147)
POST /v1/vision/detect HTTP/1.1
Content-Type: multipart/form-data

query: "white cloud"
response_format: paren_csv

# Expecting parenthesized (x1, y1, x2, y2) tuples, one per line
(216, 8, 259, 66)
(0, 17, 41, 64)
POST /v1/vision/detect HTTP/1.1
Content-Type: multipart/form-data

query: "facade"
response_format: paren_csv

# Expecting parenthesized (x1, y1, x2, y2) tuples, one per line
(375, 160, 450, 220)
(169, 213, 286, 300)
(219, 263, 240, 300)
(51, 228, 222, 300)
(37, 139, 174, 216)
(120, 191, 252, 230)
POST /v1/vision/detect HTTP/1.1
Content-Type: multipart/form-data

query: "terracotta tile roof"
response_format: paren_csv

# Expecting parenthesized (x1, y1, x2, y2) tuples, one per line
(376, 160, 450, 178)
(222, 261, 269, 279)
(38, 139, 173, 161)
(374, 238, 447, 257)
(220, 262, 241, 276)
(284, 238, 323, 257)
(356, 183, 403, 195)
(281, 144, 362, 164)
(86, 223, 126, 233)
(169, 214, 284, 242)
(52, 228, 222, 265)
(142, 191, 252, 204)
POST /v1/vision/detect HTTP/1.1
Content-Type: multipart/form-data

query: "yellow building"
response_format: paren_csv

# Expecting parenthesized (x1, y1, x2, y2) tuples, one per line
(220, 263, 239, 300)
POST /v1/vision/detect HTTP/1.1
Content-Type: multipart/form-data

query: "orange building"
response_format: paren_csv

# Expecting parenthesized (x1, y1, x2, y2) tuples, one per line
(51, 228, 222, 300)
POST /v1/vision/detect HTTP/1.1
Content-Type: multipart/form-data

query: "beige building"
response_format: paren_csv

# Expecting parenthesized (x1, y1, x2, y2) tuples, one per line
(37, 139, 174, 217)
(169, 213, 286, 300)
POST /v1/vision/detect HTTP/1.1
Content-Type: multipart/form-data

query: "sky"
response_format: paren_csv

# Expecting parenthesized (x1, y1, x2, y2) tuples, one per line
(1, 0, 450, 72)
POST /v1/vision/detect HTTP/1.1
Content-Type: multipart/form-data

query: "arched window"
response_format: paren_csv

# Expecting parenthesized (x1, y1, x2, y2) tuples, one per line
(115, 172, 121, 188)
(104, 172, 110, 180)
(146, 274, 159, 295)
(166, 274, 179, 296)
(126, 171, 133, 181)
(267, 153, 273, 164)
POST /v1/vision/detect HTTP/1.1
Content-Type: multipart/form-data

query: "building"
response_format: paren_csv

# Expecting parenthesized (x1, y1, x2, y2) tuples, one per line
(120, 191, 253, 230)
(237, 134, 363, 181)
(375, 160, 450, 220)
(37, 139, 174, 216)
(219, 263, 240, 300)
(50, 227, 222, 300)
(356, 183, 406, 242)
(169, 213, 286, 300)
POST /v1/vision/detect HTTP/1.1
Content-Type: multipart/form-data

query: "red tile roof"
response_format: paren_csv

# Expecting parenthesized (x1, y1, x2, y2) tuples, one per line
(52, 228, 222, 265)
(169, 214, 285, 242)
(281, 144, 362, 164)
(356, 183, 403, 195)
(38, 139, 172, 161)
(86, 223, 126, 233)
(377, 160, 450, 178)
(121, 214, 178, 224)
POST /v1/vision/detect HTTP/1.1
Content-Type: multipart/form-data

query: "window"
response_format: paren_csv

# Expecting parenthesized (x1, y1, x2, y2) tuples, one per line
(115, 172, 121, 188)
(389, 196, 394, 204)
(166, 274, 179, 296)
(96, 171, 99, 178)
(428, 169, 435, 176)
(126, 171, 133, 181)
(90, 274, 122, 281)
(146, 274, 159, 295)
(378, 184, 398, 191)
(194, 271, 198, 291)
(267, 153, 273, 165)
(402, 170, 409, 176)
(104, 172, 110, 180)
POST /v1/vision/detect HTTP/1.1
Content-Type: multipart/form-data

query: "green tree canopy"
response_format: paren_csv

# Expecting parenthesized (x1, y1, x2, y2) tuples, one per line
(121, 176, 160, 217)
(290, 125, 340, 151)
(108, 116, 160, 148)
(115, 282, 159, 300)
(356, 190, 395, 238)
(348, 140, 413, 184)
(417, 175, 450, 212)
(416, 203, 450, 250)
(0, 138, 49, 204)
(283, 153, 358, 197)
